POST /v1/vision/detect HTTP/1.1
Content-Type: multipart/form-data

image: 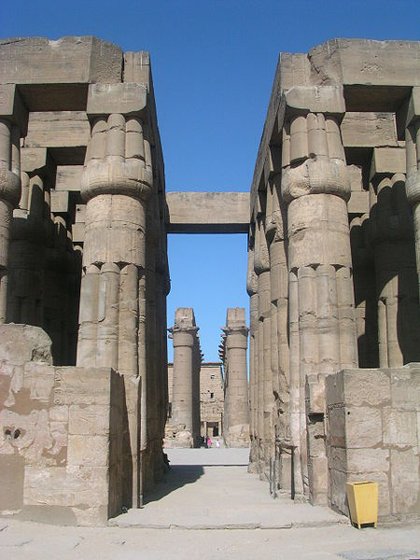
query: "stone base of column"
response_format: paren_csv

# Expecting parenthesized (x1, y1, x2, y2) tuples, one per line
(224, 423, 250, 448)
(164, 424, 194, 448)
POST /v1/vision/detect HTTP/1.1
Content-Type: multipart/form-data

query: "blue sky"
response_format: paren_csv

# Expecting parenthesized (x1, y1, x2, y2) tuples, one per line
(2, 0, 420, 361)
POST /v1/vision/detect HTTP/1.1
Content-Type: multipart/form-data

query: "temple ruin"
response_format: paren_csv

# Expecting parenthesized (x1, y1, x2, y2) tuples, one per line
(0, 36, 419, 525)
(248, 38, 420, 519)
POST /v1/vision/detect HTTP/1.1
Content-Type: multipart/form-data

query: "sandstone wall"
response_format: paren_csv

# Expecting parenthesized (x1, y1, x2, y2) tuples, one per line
(0, 324, 131, 525)
(326, 365, 420, 521)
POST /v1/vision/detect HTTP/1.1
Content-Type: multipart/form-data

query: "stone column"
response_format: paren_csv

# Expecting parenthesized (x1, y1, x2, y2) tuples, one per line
(246, 239, 259, 470)
(222, 307, 249, 448)
(254, 209, 272, 477)
(0, 85, 25, 323)
(281, 87, 358, 502)
(369, 147, 420, 366)
(7, 148, 52, 328)
(350, 214, 378, 368)
(169, 308, 200, 448)
(77, 83, 152, 507)
(405, 88, 420, 299)
(266, 176, 291, 491)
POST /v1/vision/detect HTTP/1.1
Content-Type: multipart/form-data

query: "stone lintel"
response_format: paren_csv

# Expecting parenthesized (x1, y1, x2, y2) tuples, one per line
(86, 83, 147, 118)
(369, 147, 406, 181)
(0, 83, 28, 134)
(56, 165, 83, 192)
(309, 39, 420, 88)
(285, 85, 345, 117)
(25, 111, 90, 149)
(0, 37, 123, 85)
(166, 192, 249, 234)
(341, 112, 398, 148)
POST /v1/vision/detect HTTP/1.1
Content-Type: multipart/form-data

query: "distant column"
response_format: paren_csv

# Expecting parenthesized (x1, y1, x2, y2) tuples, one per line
(169, 308, 200, 447)
(222, 308, 249, 448)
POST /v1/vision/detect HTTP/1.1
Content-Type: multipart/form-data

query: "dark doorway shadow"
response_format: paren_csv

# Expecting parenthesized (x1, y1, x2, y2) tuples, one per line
(145, 464, 204, 504)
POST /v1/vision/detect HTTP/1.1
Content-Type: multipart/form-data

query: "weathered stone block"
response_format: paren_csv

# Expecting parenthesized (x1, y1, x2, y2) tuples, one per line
(383, 408, 417, 448)
(306, 373, 325, 414)
(53, 368, 112, 406)
(0, 83, 27, 131)
(68, 405, 110, 436)
(391, 369, 420, 410)
(23, 362, 54, 403)
(25, 111, 90, 149)
(328, 446, 346, 472)
(329, 467, 348, 514)
(285, 86, 345, 114)
(370, 147, 406, 179)
(325, 371, 345, 407)
(86, 83, 147, 116)
(56, 165, 83, 192)
(347, 448, 390, 473)
(67, 435, 108, 467)
(343, 369, 391, 407)
(50, 191, 69, 214)
(0, 37, 122, 85)
(24, 465, 108, 508)
(49, 406, 68, 422)
(327, 406, 345, 448)
(390, 449, 420, 514)
(341, 112, 398, 147)
(345, 407, 383, 448)
(0, 325, 53, 366)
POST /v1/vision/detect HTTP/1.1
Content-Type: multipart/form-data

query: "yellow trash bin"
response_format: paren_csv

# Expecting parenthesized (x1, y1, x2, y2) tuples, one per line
(346, 481, 378, 528)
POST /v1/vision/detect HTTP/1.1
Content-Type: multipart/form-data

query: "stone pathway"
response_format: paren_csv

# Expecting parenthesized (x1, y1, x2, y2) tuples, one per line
(111, 448, 347, 529)
(1, 448, 419, 560)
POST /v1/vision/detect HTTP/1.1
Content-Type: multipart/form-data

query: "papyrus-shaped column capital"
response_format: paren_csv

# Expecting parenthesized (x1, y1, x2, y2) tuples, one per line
(81, 84, 152, 203)
(281, 86, 349, 204)
(0, 85, 27, 208)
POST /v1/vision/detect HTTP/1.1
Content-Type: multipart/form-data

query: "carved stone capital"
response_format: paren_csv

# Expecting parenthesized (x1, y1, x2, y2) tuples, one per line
(282, 157, 350, 204)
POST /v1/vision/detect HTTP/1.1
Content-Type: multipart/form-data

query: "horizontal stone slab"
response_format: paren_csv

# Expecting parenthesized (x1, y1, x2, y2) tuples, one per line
(0, 37, 122, 85)
(166, 192, 249, 233)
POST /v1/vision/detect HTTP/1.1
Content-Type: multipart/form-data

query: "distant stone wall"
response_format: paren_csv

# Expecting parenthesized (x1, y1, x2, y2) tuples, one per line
(0, 324, 130, 526)
(326, 365, 420, 521)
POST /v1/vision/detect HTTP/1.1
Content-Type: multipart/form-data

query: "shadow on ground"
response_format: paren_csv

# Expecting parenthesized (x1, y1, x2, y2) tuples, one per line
(145, 465, 204, 504)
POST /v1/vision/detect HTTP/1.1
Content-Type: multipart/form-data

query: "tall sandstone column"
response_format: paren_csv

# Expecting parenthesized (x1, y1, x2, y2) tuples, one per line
(169, 308, 200, 448)
(254, 211, 272, 476)
(77, 83, 152, 507)
(369, 148, 420, 366)
(265, 176, 290, 490)
(246, 241, 259, 469)
(281, 87, 358, 502)
(222, 307, 249, 448)
(0, 85, 25, 323)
